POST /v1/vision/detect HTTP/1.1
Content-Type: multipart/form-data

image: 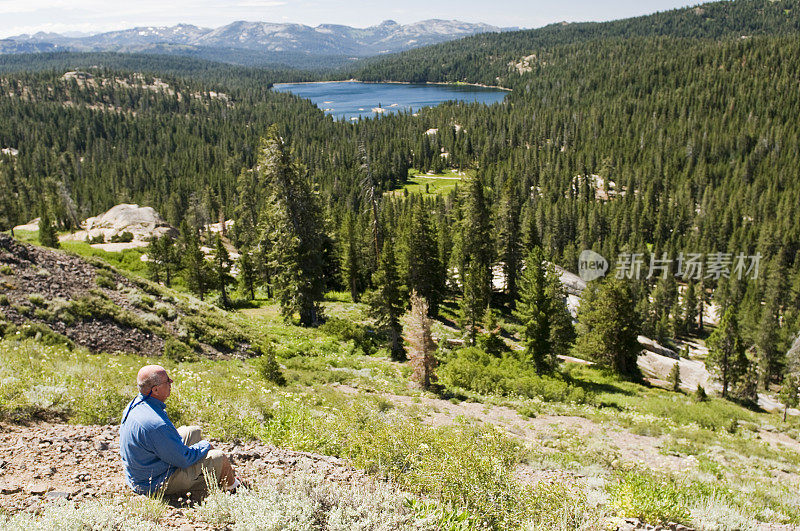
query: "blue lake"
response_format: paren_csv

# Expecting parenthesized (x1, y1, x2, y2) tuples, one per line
(272, 81, 508, 121)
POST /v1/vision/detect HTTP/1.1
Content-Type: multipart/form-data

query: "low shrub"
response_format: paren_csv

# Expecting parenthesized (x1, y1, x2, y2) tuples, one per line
(72, 388, 131, 424)
(109, 231, 134, 243)
(15, 322, 74, 349)
(154, 303, 177, 321)
(163, 337, 197, 362)
(95, 270, 116, 289)
(33, 307, 55, 321)
(438, 347, 589, 404)
(0, 265, 14, 276)
(67, 292, 164, 337)
(0, 498, 162, 530)
(252, 343, 286, 385)
(129, 292, 155, 310)
(11, 304, 32, 316)
(0, 294, 8, 306)
(27, 293, 46, 307)
(319, 316, 375, 354)
(180, 315, 247, 352)
(199, 473, 426, 530)
(608, 467, 691, 525)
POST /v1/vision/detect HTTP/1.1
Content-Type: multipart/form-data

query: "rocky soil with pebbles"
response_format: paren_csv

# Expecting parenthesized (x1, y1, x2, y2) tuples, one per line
(0, 422, 371, 528)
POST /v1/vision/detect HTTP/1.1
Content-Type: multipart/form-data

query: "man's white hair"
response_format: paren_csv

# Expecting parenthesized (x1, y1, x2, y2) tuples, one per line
(137, 365, 167, 394)
(137, 373, 162, 394)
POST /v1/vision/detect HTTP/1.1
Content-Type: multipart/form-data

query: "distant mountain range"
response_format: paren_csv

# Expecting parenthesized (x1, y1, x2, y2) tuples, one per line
(1, 19, 514, 64)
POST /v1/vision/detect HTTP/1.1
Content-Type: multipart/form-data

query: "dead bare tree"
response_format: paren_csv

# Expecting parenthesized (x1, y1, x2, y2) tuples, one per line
(404, 291, 438, 390)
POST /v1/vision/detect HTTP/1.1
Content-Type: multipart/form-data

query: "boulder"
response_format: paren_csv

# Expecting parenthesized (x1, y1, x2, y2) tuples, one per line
(64, 204, 176, 245)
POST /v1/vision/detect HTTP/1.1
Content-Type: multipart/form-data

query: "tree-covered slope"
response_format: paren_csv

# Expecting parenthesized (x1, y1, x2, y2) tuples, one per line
(349, 0, 800, 84)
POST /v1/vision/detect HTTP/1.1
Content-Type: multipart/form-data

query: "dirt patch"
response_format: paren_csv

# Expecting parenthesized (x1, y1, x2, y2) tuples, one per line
(758, 430, 800, 454)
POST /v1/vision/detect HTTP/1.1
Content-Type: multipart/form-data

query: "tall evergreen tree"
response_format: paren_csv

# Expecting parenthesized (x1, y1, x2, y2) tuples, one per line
(146, 234, 178, 287)
(460, 260, 491, 345)
(340, 212, 361, 302)
(233, 168, 259, 249)
(212, 234, 235, 309)
(180, 221, 210, 301)
(778, 374, 799, 422)
(707, 306, 749, 399)
(37, 199, 59, 248)
(0, 161, 19, 234)
(574, 278, 641, 377)
(405, 199, 444, 314)
(515, 246, 575, 373)
(757, 260, 786, 388)
(683, 281, 699, 334)
(257, 126, 325, 326)
(496, 178, 522, 302)
(364, 238, 405, 360)
(456, 176, 493, 337)
(238, 247, 257, 301)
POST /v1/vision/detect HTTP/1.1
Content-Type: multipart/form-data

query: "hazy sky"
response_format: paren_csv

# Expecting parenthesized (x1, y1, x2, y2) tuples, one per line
(0, 0, 699, 38)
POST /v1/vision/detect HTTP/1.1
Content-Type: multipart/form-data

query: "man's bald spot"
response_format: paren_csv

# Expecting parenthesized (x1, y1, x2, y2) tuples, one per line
(138, 365, 167, 394)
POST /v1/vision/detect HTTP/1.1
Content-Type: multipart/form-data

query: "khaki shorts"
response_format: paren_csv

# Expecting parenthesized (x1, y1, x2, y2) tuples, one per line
(162, 426, 225, 494)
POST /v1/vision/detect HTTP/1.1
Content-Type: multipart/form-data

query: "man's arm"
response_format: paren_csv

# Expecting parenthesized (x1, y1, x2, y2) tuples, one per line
(151, 424, 211, 469)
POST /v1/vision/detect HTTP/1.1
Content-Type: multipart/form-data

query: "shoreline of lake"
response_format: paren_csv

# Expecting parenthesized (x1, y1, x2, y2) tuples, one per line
(273, 78, 512, 92)
(273, 80, 509, 121)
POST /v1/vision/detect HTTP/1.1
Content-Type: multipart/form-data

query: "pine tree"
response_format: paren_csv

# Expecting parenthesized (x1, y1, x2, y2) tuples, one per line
(520, 200, 541, 252)
(514, 246, 575, 373)
(778, 374, 799, 422)
(212, 234, 235, 309)
(574, 278, 641, 377)
(669, 361, 681, 392)
(38, 199, 59, 248)
(233, 168, 259, 249)
(405, 199, 443, 314)
(364, 238, 405, 360)
(0, 161, 19, 234)
(757, 260, 786, 388)
(460, 260, 491, 344)
(340, 212, 361, 302)
(515, 247, 551, 372)
(684, 281, 699, 334)
(180, 221, 210, 301)
(238, 247, 257, 301)
(405, 291, 438, 390)
(496, 178, 522, 302)
(146, 234, 178, 287)
(146, 236, 164, 285)
(456, 176, 492, 339)
(257, 126, 325, 326)
(477, 306, 508, 356)
(547, 267, 577, 359)
(706, 306, 748, 398)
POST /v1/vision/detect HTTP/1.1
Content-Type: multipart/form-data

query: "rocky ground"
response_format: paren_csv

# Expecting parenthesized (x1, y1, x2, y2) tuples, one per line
(0, 422, 370, 528)
(0, 233, 165, 355)
(0, 234, 253, 358)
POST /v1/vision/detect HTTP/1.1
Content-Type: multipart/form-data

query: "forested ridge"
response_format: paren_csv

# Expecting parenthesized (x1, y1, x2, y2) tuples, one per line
(2, 0, 800, 393)
(349, 0, 800, 84)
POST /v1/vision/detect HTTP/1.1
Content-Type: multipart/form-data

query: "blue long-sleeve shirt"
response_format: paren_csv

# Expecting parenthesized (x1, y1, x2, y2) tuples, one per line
(119, 394, 211, 494)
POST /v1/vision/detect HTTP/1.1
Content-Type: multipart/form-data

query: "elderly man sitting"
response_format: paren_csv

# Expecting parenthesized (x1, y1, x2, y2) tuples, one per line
(119, 364, 241, 495)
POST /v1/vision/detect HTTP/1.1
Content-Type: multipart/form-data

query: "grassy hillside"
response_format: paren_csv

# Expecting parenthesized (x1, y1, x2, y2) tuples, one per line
(2, 235, 800, 529)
